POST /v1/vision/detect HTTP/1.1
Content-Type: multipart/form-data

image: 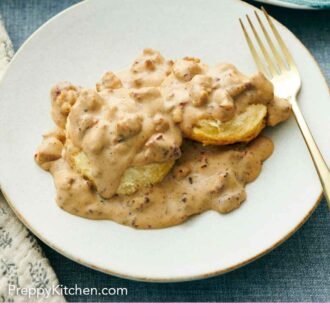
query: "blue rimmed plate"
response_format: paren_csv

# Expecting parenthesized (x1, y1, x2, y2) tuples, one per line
(254, 0, 330, 9)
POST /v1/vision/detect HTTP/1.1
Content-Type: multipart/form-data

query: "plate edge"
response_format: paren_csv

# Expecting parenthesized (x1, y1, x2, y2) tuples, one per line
(0, 0, 328, 282)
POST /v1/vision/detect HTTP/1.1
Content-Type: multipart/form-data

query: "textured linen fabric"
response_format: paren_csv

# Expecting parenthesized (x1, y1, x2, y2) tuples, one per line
(0, 17, 64, 302)
(0, 0, 329, 302)
(0, 18, 13, 75)
(0, 195, 64, 302)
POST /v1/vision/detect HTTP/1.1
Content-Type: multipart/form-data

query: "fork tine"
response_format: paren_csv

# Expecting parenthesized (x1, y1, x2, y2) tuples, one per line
(254, 10, 286, 72)
(239, 18, 269, 78)
(261, 7, 296, 69)
(246, 14, 277, 77)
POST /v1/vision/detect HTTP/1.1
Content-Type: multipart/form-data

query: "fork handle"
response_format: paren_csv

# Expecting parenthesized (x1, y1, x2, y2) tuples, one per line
(290, 96, 330, 208)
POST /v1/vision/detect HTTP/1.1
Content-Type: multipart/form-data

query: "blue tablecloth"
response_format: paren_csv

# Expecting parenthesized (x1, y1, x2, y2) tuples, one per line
(0, 0, 329, 302)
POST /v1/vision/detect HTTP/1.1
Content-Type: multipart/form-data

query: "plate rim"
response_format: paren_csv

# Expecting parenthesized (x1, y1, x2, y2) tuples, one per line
(253, 0, 318, 10)
(2, 190, 322, 282)
(0, 0, 327, 282)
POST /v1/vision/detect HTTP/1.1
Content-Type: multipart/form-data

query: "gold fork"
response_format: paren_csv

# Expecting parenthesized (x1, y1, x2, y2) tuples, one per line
(239, 7, 330, 207)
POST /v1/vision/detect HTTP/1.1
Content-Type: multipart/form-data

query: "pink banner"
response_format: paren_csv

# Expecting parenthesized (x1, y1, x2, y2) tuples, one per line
(1, 303, 329, 329)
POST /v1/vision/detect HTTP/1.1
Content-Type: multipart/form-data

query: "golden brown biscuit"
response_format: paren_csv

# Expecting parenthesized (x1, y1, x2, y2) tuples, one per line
(65, 141, 174, 196)
(189, 104, 267, 145)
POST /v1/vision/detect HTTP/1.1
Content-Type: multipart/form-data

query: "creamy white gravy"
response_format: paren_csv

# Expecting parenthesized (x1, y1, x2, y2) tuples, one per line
(35, 49, 290, 229)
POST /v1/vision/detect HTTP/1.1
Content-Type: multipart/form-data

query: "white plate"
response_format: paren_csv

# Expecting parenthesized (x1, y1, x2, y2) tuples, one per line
(0, 0, 329, 282)
(254, 0, 318, 9)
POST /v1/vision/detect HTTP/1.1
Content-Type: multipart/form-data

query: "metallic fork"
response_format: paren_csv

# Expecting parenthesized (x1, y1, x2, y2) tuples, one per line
(239, 7, 330, 207)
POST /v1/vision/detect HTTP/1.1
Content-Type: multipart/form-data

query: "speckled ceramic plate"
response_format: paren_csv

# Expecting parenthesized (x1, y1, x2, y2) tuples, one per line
(0, 0, 329, 282)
